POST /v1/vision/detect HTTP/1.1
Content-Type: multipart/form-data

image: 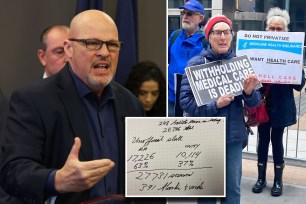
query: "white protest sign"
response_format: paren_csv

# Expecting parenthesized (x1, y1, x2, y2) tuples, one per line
(236, 31, 304, 84)
(125, 117, 225, 197)
(185, 55, 257, 107)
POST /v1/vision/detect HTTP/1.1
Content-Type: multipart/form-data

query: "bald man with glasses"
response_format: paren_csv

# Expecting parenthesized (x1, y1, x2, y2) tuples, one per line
(1, 10, 149, 204)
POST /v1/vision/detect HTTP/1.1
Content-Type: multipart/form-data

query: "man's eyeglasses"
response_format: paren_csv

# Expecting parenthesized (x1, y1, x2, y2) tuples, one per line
(69, 38, 123, 51)
(211, 29, 232, 37)
(268, 27, 283, 31)
(180, 11, 200, 17)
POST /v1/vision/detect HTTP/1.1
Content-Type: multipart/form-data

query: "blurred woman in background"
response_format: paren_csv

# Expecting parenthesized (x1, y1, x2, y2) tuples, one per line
(125, 61, 166, 117)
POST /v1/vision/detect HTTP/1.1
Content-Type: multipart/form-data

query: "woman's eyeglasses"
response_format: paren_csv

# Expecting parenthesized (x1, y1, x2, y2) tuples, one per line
(268, 27, 283, 31)
(210, 29, 232, 37)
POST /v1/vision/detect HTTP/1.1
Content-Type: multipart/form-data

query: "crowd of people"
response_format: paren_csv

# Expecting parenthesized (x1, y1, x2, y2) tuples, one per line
(0, 1, 305, 204)
(168, 1, 304, 204)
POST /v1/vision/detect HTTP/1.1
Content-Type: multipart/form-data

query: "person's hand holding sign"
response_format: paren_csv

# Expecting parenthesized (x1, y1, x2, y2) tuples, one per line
(216, 74, 259, 108)
(216, 94, 234, 108)
(243, 74, 260, 95)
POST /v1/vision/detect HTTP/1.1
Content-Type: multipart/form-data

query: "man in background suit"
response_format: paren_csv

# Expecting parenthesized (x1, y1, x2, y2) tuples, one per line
(37, 25, 69, 78)
(1, 10, 145, 204)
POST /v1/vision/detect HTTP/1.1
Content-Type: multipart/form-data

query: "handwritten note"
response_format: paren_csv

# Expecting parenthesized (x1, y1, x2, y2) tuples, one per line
(125, 117, 225, 197)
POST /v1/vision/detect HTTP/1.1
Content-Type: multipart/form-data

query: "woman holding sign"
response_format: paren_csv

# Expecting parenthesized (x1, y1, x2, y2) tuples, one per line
(180, 15, 261, 204)
(251, 7, 306, 197)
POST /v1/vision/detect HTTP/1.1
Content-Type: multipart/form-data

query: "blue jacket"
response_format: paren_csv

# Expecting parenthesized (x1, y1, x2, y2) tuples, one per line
(168, 28, 205, 102)
(180, 47, 262, 144)
(263, 70, 305, 128)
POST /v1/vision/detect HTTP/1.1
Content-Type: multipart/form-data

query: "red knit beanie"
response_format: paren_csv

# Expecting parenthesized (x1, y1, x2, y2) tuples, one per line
(205, 16, 233, 39)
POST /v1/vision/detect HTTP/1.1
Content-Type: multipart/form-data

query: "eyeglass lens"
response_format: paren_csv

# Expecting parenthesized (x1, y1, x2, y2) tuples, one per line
(211, 30, 232, 36)
(180, 11, 197, 16)
(70, 39, 122, 51)
(87, 40, 120, 51)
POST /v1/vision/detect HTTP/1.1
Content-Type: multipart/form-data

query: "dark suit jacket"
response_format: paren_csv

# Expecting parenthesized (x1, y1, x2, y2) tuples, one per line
(0, 89, 7, 146)
(1, 65, 146, 204)
(1, 91, 24, 204)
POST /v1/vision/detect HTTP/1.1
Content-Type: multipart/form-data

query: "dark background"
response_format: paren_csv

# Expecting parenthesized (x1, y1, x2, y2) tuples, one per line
(0, 0, 166, 95)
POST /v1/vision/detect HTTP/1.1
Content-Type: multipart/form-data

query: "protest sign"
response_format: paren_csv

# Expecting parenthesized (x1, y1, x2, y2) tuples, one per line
(185, 55, 256, 107)
(236, 31, 304, 84)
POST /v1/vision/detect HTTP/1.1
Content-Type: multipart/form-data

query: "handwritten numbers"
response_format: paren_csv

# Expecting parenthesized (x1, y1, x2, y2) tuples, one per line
(158, 121, 169, 126)
(127, 152, 156, 162)
(178, 160, 194, 167)
(139, 184, 156, 191)
(134, 162, 149, 169)
(126, 117, 225, 196)
(176, 151, 202, 159)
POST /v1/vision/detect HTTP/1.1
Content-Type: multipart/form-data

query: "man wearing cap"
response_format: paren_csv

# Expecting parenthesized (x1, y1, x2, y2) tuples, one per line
(168, 0, 206, 117)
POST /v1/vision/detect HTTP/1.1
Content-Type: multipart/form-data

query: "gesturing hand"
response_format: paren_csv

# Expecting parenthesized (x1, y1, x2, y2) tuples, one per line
(54, 137, 115, 193)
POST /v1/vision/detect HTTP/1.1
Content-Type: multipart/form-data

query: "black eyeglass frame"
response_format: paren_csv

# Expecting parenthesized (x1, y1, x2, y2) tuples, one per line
(68, 38, 123, 51)
(210, 29, 233, 36)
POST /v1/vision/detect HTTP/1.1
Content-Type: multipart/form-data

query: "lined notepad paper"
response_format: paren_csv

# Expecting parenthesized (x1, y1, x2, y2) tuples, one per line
(125, 117, 225, 197)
